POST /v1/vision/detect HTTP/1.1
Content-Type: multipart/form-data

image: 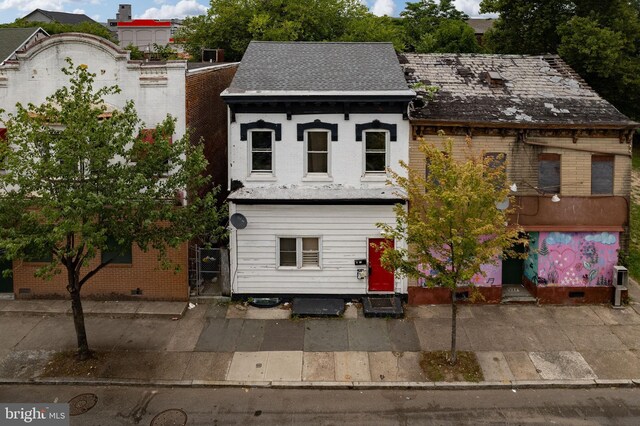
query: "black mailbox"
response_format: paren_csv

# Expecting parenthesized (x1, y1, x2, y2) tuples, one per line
(354, 259, 367, 266)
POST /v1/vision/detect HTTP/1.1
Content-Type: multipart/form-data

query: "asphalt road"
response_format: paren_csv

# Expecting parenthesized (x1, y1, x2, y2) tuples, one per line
(1, 385, 639, 425)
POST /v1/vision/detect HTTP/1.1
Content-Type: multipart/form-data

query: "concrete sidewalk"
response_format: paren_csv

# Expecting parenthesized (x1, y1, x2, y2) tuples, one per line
(1, 281, 640, 389)
(0, 299, 188, 319)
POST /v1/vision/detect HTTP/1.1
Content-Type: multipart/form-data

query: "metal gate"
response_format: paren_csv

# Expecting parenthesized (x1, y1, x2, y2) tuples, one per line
(189, 246, 222, 296)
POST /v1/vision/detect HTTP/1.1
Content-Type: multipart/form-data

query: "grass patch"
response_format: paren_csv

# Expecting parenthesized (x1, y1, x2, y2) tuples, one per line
(419, 351, 484, 382)
(633, 145, 640, 171)
(40, 351, 106, 378)
(630, 202, 640, 280)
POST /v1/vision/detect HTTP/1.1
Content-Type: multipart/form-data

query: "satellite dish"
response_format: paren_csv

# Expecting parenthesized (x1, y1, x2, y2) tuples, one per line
(495, 198, 510, 211)
(230, 213, 248, 229)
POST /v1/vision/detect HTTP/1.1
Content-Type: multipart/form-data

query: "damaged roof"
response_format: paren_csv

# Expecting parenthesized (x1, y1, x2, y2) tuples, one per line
(224, 42, 414, 96)
(400, 53, 637, 128)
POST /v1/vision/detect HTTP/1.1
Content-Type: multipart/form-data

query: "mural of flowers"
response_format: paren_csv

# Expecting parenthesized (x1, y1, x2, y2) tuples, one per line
(536, 232, 619, 287)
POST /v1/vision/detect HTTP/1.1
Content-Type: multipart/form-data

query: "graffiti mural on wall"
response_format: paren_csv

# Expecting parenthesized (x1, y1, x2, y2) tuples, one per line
(537, 232, 619, 287)
(524, 232, 539, 284)
(418, 261, 501, 288)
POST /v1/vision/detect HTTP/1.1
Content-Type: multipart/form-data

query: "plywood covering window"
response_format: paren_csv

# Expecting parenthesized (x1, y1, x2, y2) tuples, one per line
(484, 152, 506, 189)
(538, 153, 561, 194)
(306, 131, 329, 174)
(364, 131, 387, 173)
(278, 237, 320, 269)
(250, 130, 273, 173)
(591, 155, 614, 195)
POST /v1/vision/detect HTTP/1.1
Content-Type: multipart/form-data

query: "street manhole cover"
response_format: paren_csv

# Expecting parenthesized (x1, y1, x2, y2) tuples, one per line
(150, 409, 188, 426)
(68, 393, 98, 416)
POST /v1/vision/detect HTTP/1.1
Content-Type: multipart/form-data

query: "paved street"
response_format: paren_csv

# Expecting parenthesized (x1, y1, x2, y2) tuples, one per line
(1, 385, 639, 425)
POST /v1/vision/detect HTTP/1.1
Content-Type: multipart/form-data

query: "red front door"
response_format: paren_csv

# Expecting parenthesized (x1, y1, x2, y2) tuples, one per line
(368, 238, 394, 292)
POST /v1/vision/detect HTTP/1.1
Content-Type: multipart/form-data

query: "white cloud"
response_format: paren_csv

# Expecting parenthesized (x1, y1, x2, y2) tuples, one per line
(139, 0, 207, 19)
(154, 0, 168, 4)
(454, 0, 498, 18)
(71, 8, 84, 14)
(0, 0, 64, 12)
(371, 0, 394, 16)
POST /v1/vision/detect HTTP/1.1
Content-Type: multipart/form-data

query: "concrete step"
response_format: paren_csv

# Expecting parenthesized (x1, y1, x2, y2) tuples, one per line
(502, 296, 538, 304)
(362, 296, 404, 318)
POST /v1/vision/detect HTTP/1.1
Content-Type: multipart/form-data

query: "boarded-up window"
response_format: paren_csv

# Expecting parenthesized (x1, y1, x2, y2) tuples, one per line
(538, 153, 561, 194)
(484, 152, 506, 188)
(591, 155, 614, 194)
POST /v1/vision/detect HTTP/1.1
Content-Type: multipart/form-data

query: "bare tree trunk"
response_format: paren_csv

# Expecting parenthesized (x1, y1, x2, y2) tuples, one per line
(450, 290, 458, 365)
(67, 266, 91, 360)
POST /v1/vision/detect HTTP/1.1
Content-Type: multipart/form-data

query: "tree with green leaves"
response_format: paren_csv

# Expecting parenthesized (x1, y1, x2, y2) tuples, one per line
(0, 60, 225, 360)
(401, 0, 469, 52)
(480, 0, 640, 121)
(377, 136, 524, 364)
(1, 18, 115, 42)
(416, 19, 481, 53)
(176, 0, 382, 61)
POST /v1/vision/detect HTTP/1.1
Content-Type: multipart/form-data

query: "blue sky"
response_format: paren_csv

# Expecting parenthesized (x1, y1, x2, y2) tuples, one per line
(0, 0, 492, 24)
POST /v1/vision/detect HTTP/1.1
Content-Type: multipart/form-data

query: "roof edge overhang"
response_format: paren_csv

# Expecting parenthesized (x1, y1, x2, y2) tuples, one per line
(409, 118, 639, 131)
(222, 89, 415, 103)
(228, 198, 406, 205)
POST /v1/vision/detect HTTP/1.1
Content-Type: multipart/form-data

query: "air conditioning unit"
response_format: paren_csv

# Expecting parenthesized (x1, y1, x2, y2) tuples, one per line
(612, 265, 628, 308)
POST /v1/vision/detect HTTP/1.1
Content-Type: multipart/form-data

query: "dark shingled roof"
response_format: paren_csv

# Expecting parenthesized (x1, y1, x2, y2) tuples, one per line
(225, 41, 413, 95)
(401, 53, 637, 128)
(26, 9, 96, 25)
(0, 27, 44, 64)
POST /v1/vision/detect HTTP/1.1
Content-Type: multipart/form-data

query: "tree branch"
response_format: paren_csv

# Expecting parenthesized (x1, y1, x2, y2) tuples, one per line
(78, 259, 113, 288)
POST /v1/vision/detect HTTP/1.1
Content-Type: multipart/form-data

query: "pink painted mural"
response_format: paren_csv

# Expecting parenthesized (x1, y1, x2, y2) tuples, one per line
(418, 261, 501, 287)
(537, 232, 619, 287)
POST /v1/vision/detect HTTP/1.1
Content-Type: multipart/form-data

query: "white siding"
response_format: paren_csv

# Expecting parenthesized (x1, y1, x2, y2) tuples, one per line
(229, 112, 410, 189)
(230, 203, 407, 295)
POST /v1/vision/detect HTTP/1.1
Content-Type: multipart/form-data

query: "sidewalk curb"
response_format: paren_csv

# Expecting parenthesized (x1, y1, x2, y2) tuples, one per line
(1, 377, 638, 390)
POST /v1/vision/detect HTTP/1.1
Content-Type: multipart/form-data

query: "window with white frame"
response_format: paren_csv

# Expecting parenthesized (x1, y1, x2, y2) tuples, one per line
(306, 131, 329, 175)
(250, 130, 273, 173)
(278, 237, 320, 268)
(364, 131, 387, 173)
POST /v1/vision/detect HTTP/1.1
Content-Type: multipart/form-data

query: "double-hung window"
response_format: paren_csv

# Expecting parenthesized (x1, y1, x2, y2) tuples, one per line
(306, 131, 329, 175)
(364, 131, 387, 173)
(278, 237, 320, 269)
(250, 130, 273, 174)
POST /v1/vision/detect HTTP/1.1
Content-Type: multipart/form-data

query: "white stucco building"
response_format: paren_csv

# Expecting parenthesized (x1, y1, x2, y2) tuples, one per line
(222, 42, 414, 299)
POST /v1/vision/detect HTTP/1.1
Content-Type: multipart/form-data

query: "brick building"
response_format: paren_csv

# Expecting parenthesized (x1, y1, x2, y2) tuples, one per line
(0, 34, 235, 300)
(401, 53, 637, 305)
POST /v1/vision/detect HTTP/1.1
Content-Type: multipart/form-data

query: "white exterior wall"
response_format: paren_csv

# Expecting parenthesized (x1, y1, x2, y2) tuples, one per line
(0, 34, 186, 139)
(230, 203, 408, 295)
(228, 112, 410, 189)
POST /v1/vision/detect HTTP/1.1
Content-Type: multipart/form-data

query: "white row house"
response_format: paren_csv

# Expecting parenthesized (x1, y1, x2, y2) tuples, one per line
(222, 42, 415, 298)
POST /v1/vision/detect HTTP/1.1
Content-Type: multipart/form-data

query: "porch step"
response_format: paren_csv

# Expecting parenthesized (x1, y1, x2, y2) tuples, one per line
(501, 284, 537, 304)
(362, 296, 404, 318)
(292, 298, 345, 317)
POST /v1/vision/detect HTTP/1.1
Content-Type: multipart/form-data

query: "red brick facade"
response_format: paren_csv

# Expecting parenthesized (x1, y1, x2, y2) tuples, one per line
(11, 243, 189, 301)
(186, 64, 238, 200)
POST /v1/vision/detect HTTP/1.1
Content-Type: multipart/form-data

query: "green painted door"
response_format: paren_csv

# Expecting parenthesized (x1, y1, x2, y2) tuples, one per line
(502, 241, 527, 285)
(0, 258, 12, 293)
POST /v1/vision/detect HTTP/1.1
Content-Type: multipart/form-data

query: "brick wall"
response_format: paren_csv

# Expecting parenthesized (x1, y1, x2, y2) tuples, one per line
(11, 242, 189, 301)
(408, 129, 632, 289)
(185, 64, 238, 200)
(409, 132, 631, 198)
